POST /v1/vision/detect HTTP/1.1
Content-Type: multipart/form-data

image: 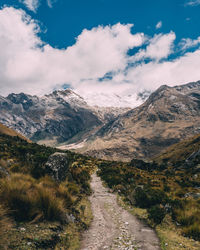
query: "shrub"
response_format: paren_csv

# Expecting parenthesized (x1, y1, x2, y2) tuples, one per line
(134, 187, 168, 208)
(148, 205, 165, 225)
(67, 182, 80, 196)
(0, 173, 67, 223)
(56, 184, 74, 209)
(183, 223, 200, 241)
(0, 174, 36, 221)
(35, 187, 65, 222)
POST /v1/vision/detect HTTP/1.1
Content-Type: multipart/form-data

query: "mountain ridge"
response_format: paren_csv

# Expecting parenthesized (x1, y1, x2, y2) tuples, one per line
(80, 80, 200, 161)
(0, 89, 131, 146)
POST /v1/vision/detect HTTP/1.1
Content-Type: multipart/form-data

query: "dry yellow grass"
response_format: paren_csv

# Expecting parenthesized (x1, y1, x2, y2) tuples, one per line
(0, 123, 31, 142)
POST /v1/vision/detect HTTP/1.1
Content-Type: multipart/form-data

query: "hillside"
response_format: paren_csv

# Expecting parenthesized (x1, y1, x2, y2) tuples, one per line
(154, 133, 200, 167)
(0, 129, 96, 249)
(0, 123, 31, 142)
(81, 81, 200, 161)
(1, 124, 200, 249)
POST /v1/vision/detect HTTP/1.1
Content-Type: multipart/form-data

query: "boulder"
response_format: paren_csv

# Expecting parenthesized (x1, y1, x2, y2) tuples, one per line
(44, 152, 70, 182)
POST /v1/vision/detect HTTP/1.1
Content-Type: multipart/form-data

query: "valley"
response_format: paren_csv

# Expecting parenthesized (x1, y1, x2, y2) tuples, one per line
(81, 81, 200, 161)
(0, 80, 200, 249)
(1, 80, 200, 161)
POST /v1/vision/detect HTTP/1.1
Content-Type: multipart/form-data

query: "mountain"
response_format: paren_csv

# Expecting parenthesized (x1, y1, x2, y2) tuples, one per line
(81, 81, 200, 161)
(0, 89, 131, 146)
(153, 133, 200, 168)
(81, 90, 150, 108)
(0, 90, 100, 145)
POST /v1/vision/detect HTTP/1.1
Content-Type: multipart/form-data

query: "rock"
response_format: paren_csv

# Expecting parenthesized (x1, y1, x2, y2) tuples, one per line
(66, 214, 76, 223)
(44, 152, 70, 181)
(0, 166, 9, 178)
(184, 192, 200, 199)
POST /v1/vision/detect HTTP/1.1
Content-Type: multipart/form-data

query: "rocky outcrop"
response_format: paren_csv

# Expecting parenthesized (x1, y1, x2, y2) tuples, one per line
(44, 153, 70, 182)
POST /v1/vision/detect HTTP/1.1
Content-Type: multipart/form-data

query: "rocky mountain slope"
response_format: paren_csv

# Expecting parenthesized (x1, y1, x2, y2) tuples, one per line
(0, 89, 102, 145)
(0, 89, 130, 146)
(81, 81, 200, 161)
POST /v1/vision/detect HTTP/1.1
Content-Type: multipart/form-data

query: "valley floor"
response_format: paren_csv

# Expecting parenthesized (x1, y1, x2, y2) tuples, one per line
(80, 173, 160, 250)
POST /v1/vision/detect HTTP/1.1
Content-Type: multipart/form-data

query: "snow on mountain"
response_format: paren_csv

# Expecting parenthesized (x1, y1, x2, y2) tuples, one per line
(80, 90, 151, 108)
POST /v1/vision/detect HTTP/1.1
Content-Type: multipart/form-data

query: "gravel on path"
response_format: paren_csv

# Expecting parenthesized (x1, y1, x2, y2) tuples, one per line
(80, 173, 161, 250)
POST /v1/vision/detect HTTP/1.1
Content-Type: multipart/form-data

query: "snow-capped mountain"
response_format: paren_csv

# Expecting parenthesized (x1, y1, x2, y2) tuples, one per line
(79, 90, 151, 108)
(0, 89, 132, 145)
(81, 80, 200, 161)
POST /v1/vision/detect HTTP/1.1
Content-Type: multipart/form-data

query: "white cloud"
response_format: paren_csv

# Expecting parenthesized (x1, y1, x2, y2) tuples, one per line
(46, 0, 56, 8)
(132, 32, 176, 61)
(20, 0, 56, 12)
(0, 7, 144, 96)
(20, 0, 39, 12)
(179, 37, 200, 50)
(185, 0, 200, 6)
(156, 21, 162, 29)
(1, 7, 200, 107)
(125, 49, 200, 94)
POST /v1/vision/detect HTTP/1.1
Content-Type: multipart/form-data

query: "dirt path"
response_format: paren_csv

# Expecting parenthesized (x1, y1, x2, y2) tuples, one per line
(80, 173, 161, 250)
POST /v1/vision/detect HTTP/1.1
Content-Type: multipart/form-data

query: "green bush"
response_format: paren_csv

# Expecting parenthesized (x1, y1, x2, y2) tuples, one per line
(134, 187, 168, 208)
(184, 223, 200, 241)
(148, 205, 165, 225)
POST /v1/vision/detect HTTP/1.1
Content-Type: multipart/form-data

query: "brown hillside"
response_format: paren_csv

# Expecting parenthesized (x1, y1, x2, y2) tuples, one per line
(0, 123, 31, 142)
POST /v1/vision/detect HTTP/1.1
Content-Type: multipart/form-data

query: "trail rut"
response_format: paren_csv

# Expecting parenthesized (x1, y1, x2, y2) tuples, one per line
(81, 173, 161, 250)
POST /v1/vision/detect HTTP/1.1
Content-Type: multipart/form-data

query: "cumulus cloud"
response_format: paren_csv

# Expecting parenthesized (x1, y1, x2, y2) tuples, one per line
(0, 7, 144, 96)
(19, 0, 39, 12)
(1, 7, 200, 107)
(155, 21, 162, 29)
(131, 32, 176, 62)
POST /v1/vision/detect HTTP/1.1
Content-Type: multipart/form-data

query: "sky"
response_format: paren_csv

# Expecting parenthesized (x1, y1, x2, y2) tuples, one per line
(0, 0, 200, 106)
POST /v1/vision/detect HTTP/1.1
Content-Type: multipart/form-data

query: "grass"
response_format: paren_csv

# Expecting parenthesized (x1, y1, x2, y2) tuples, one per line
(0, 205, 12, 249)
(0, 123, 30, 142)
(117, 195, 200, 250)
(96, 135, 200, 248)
(76, 197, 93, 229)
(0, 131, 97, 248)
(0, 174, 68, 223)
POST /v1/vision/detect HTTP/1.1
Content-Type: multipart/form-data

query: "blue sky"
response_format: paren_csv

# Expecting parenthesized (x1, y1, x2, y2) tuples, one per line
(4, 0, 200, 48)
(0, 0, 200, 106)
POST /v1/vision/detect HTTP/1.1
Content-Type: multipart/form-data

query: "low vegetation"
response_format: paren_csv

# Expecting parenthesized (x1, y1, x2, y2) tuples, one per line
(97, 134, 200, 249)
(1, 126, 200, 249)
(0, 132, 95, 249)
